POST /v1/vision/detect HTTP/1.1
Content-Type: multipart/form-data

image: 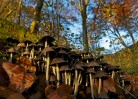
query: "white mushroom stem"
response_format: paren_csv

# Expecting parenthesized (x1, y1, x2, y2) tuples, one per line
(45, 41, 48, 48)
(85, 75, 88, 86)
(52, 67, 56, 75)
(9, 53, 13, 63)
(89, 74, 94, 99)
(98, 78, 102, 94)
(74, 71, 81, 96)
(111, 70, 115, 79)
(73, 70, 78, 86)
(56, 64, 60, 87)
(46, 53, 50, 85)
(65, 71, 67, 84)
(75, 69, 78, 80)
(122, 79, 125, 88)
(25, 43, 29, 51)
(68, 73, 71, 85)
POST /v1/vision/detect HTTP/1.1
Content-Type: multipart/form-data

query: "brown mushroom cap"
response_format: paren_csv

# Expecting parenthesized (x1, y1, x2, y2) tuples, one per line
(7, 47, 19, 53)
(50, 74, 57, 82)
(41, 47, 55, 54)
(78, 62, 88, 68)
(117, 69, 125, 75)
(29, 43, 36, 47)
(97, 92, 109, 99)
(22, 50, 30, 55)
(59, 65, 70, 72)
(108, 65, 121, 72)
(95, 70, 109, 79)
(55, 45, 71, 52)
(24, 40, 32, 45)
(81, 56, 94, 63)
(39, 35, 55, 44)
(17, 42, 25, 47)
(50, 58, 66, 66)
(88, 61, 101, 68)
(86, 68, 96, 74)
(71, 63, 84, 71)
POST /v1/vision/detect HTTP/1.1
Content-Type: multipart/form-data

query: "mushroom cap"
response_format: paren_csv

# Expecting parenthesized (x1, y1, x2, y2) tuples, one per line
(98, 60, 108, 66)
(86, 68, 96, 74)
(88, 61, 101, 68)
(29, 43, 36, 47)
(41, 47, 55, 54)
(117, 69, 125, 75)
(17, 42, 25, 47)
(108, 65, 121, 72)
(95, 70, 109, 79)
(58, 50, 68, 55)
(36, 43, 44, 47)
(50, 74, 57, 82)
(68, 51, 81, 59)
(22, 50, 30, 55)
(97, 92, 109, 99)
(6, 37, 14, 42)
(50, 58, 66, 66)
(54, 45, 71, 52)
(81, 56, 94, 63)
(78, 62, 88, 68)
(7, 47, 19, 53)
(59, 65, 70, 72)
(24, 40, 32, 45)
(39, 35, 55, 43)
(71, 63, 84, 71)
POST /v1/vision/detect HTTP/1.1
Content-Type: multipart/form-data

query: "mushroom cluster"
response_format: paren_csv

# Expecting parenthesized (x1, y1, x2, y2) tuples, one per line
(0, 36, 132, 99)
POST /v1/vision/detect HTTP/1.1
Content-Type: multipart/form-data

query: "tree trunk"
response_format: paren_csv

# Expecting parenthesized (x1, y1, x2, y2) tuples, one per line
(30, 0, 44, 33)
(80, 0, 89, 53)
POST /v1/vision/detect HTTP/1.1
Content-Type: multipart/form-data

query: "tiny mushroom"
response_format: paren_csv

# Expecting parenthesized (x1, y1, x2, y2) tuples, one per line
(95, 69, 109, 94)
(41, 47, 55, 85)
(86, 67, 96, 99)
(7, 47, 17, 63)
(59, 65, 70, 85)
(50, 58, 66, 87)
(71, 62, 84, 96)
(39, 35, 55, 47)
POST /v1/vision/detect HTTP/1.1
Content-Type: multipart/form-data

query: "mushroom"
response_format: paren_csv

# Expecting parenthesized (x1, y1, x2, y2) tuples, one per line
(71, 62, 84, 96)
(49, 74, 57, 85)
(41, 47, 55, 85)
(28, 43, 36, 60)
(7, 47, 16, 63)
(17, 42, 25, 55)
(86, 68, 96, 99)
(24, 40, 32, 52)
(50, 58, 66, 87)
(39, 35, 55, 47)
(108, 65, 121, 79)
(95, 69, 109, 94)
(59, 65, 70, 85)
(21, 50, 30, 58)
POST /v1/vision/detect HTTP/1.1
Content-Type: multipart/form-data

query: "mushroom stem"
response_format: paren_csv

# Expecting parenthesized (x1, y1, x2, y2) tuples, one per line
(52, 67, 56, 75)
(65, 71, 67, 84)
(74, 71, 81, 96)
(68, 73, 71, 85)
(9, 53, 13, 63)
(122, 79, 125, 88)
(111, 70, 115, 79)
(89, 74, 94, 99)
(98, 78, 102, 94)
(45, 41, 48, 48)
(56, 64, 60, 87)
(46, 53, 50, 85)
(85, 75, 88, 86)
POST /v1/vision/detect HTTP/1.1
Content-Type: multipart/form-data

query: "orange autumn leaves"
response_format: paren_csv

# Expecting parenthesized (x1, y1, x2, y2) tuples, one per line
(94, 0, 137, 25)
